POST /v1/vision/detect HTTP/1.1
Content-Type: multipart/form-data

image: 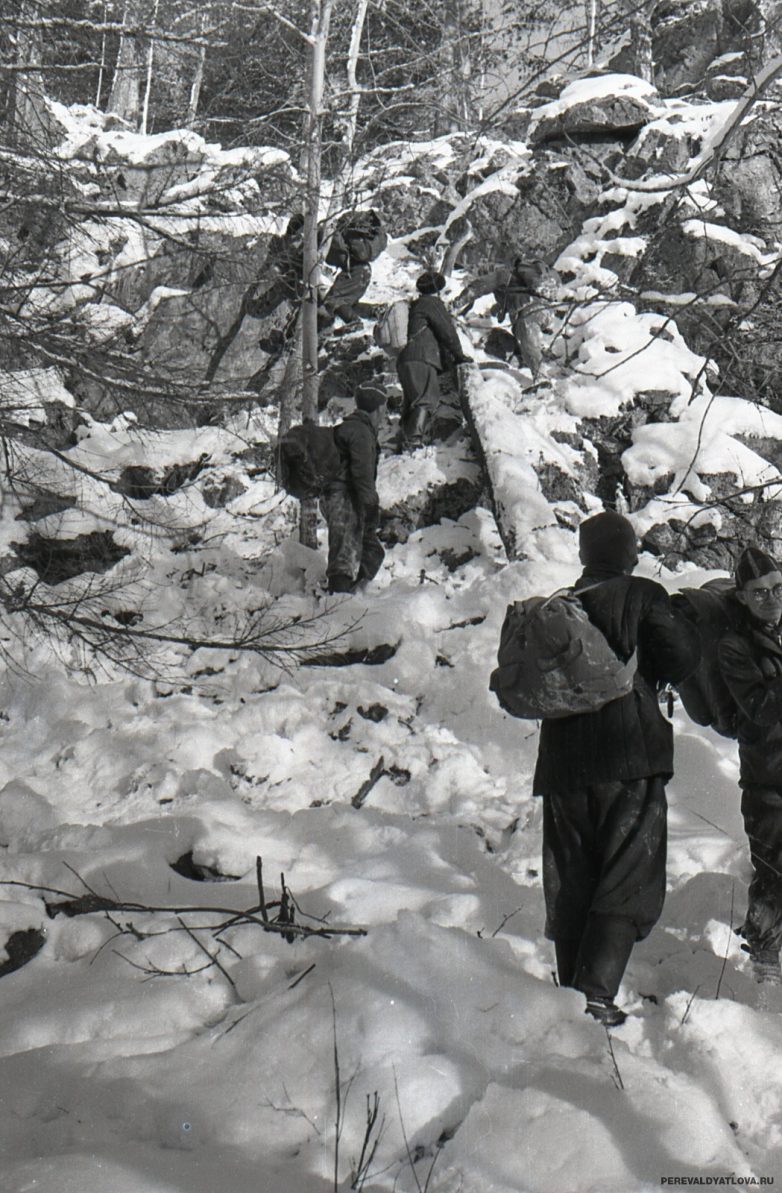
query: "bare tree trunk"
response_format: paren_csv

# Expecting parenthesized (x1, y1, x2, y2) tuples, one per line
(108, 0, 146, 127)
(435, 0, 473, 133)
(299, 0, 334, 549)
(140, 0, 159, 134)
(96, 0, 108, 106)
(586, 0, 598, 66)
(11, 2, 47, 148)
(186, 34, 207, 128)
(620, 0, 654, 82)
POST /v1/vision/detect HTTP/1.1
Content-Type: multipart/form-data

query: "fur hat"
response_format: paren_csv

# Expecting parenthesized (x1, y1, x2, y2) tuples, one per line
(416, 271, 446, 295)
(735, 545, 780, 588)
(355, 381, 386, 412)
(578, 510, 638, 573)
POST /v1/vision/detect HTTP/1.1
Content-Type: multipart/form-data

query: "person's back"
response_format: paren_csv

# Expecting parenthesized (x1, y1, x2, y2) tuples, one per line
(532, 510, 699, 1025)
(396, 271, 470, 449)
(717, 546, 782, 981)
(535, 570, 699, 795)
(320, 383, 386, 594)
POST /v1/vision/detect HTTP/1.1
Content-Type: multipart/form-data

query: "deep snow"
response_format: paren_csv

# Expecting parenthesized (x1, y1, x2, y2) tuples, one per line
(2, 86, 782, 1193)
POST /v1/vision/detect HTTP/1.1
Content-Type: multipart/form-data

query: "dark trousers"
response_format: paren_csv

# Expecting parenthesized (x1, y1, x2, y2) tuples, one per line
(320, 485, 384, 586)
(740, 785, 782, 954)
(322, 264, 371, 321)
(543, 776, 668, 1000)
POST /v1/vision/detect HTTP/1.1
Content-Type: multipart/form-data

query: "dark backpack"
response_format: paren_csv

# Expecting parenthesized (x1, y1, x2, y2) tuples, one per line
(332, 210, 387, 266)
(489, 588, 637, 719)
(277, 423, 344, 500)
(325, 231, 349, 270)
(671, 578, 741, 738)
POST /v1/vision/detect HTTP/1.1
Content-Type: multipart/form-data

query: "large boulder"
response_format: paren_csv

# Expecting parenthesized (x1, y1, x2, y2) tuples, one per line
(652, 0, 725, 94)
(527, 74, 658, 146)
(451, 151, 602, 268)
(711, 107, 782, 238)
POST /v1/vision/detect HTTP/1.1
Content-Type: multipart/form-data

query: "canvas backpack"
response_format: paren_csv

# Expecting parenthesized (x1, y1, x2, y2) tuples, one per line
(373, 299, 409, 354)
(329, 210, 387, 266)
(671, 578, 741, 739)
(489, 587, 637, 720)
(276, 423, 344, 500)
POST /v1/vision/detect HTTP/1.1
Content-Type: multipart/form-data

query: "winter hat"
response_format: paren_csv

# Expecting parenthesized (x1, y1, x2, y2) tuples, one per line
(735, 545, 781, 588)
(416, 271, 446, 295)
(578, 510, 638, 573)
(354, 381, 386, 412)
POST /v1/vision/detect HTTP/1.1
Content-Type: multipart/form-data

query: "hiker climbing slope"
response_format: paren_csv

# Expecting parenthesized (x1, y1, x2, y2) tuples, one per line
(718, 546, 782, 985)
(320, 382, 387, 594)
(396, 271, 472, 449)
(320, 210, 387, 329)
(532, 511, 700, 1025)
(456, 257, 559, 379)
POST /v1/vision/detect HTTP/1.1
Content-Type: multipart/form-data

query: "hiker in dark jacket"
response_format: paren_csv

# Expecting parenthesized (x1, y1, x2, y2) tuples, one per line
(320, 382, 386, 594)
(243, 213, 305, 321)
(396, 271, 472, 449)
(456, 257, 558, 379)
(717, 545, 782, 984)
(320, 211, 386, 328)
(534, 510, 700, 1025)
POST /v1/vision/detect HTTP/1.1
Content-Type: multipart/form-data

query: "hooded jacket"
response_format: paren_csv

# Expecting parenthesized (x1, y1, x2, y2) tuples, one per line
(533, 570, 701, 795)
(718, 605, 782, 787)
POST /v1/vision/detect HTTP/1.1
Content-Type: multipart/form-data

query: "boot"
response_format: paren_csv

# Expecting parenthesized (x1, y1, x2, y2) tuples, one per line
(327, 572, 354, 594)
(402, 406, 430, 450)
(573, 914, 637, 1003)
(585, 997, 628, 1027)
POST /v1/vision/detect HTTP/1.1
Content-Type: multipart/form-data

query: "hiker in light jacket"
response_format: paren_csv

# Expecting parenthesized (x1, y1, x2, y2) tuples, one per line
(396, 271, 472, 449)
(320, 382, 387, 594)
(717, 546, 782, 984)
(456, 257, 558, 379)
(534, 510, 700, 1025)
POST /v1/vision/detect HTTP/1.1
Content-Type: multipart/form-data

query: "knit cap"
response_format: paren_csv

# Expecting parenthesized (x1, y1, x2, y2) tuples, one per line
(354, 381, 386, 412)
(735, 545, 780, 588)
(416, 271, 446, 295)
(578, 510, 638, 573)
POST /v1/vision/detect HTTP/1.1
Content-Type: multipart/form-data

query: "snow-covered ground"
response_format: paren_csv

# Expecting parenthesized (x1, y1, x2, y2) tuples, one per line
(3, 89, 782, 1192)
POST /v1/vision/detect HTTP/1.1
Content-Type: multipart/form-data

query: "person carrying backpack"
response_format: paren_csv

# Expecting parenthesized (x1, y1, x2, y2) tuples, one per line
(533, 510, 700, 1025)
(320, 382, 387, 594)
(320, 210, 387, 329)
(396, 271, 472, 450)
(456, 257, 559, 379)
(717, 546, 782, 984)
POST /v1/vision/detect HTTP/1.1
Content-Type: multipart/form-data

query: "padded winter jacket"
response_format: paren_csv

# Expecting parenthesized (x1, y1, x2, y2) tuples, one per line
(533, 570, 701, 795)
(718, 612, 782, 787)
(397, 295, 467, 372)
(331, 409, 379, 510)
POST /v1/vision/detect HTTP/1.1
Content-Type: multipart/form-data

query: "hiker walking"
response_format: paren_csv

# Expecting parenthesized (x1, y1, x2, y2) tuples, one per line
(717, 546, 782, 984)
(320, 382, 387, 594)
(533, 511, 700, 1025)
(456, 257, 559, 380)
(320, 210, 387, 329)
(396, 271, 472, 450)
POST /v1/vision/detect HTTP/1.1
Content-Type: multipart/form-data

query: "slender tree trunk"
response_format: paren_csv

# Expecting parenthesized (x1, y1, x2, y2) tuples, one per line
(96, 0, 108, 107)
(620, 0, 654, 82)
(108, 0, 146, 127)
(299, 0, 334, 549)
(586, 0, 598, 66)
(11, 2, 47, 148)
(322, 0, 370, 254)
(140, 0, 159, 134)
(186, 41, 207, 128)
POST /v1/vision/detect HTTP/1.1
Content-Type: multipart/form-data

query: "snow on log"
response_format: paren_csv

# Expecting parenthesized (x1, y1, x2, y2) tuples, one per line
(459, 365, 558, 560)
